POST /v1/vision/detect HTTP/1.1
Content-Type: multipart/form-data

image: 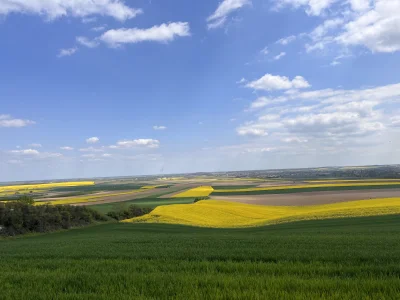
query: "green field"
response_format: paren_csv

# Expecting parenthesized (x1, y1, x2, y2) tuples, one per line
(1, 215, 400, 299)
(51, 183, 147, 193)
(211, 185, 258, 190)
(91, 197, 196, 214)
(211, 184, 400, 195)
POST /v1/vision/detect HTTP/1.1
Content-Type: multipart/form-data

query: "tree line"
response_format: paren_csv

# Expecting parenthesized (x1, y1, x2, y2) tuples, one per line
(0, 196, 152, 236)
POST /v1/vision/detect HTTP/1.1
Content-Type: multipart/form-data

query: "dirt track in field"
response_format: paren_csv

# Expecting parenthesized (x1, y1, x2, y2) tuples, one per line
(74, 184, 194, 206)
(212, 189, 400, 206)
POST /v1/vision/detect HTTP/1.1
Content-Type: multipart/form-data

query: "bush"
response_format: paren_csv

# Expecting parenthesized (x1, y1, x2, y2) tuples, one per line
(106, 205, 152, 221)
(0, 202, 107, 236)
(194, 197, 209, 203)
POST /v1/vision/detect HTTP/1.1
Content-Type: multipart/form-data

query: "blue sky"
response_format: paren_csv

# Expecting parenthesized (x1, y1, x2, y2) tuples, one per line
(1, 0, 400, 181)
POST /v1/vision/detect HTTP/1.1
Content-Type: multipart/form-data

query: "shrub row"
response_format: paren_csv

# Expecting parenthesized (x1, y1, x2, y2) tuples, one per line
(0, 201, 107, 236)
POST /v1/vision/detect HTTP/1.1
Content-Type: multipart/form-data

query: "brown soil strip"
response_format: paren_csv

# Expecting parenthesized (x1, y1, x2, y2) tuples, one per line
(212, 189, 400, 206)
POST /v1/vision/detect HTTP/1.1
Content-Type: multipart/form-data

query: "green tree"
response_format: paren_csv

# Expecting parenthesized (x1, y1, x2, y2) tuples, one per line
(16, 195, 34, 205)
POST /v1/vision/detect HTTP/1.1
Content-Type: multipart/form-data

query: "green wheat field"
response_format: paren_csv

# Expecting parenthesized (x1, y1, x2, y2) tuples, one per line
(1, 215, 400, 299)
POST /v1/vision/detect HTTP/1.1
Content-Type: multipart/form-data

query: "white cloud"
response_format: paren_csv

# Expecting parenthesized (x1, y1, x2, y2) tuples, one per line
(60, 146, 74, 151)
(240, 80, 400, 158)
(276, 35, 296, 45)
(390, 116, 400, 127)
(58, 47, 78, 57)
(7, 159, 22, 164)
(112, 139, 160, 149)
(273, 0, 337, 16)
(207, 0, 251, 29)
(289, 0, 400, 54)
(248, 96, 288, 109)
(100, 22, 190, 47)
(153, 125, 167, 130)
(10, 149, 40, 155)
(337, 0, 400, 53)
(79, 147, 104, 152)
(237, 127, 268, 137)
(310, 18, 344, 41)
(0, 0, 143, 22)
(82, 17, 97, 23)
(86, 137, 99, 144)
(0, 115, 35, 128)
(29, 143, 42, 148)
(274, 52, 286, 60)
(260, 46, 269, 55)
(282, 137, 308, 143)
(76, 36, 99, 48)
(349, 0, 371, 11)
(9, 149, 63, 159)
(91, 25, 107, 32)
(246, 74, 310, 91)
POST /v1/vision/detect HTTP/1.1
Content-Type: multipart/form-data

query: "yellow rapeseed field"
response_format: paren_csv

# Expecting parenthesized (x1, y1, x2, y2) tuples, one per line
(123, 198, 400, 228)
(0, 181, 95, 193)
(212, 182, 400, 193)
(172, 186, 214, 198)
(306, 179, 400, 183)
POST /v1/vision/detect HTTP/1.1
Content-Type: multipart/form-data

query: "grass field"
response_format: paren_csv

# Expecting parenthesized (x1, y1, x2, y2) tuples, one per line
(212, 183, 400, 195)
(211, 185, 259, 190)
(91, 197, 196, 214)
(1, 215, 400, 299)
(125, 198, 400, 227)
(172, 186, 214, 198)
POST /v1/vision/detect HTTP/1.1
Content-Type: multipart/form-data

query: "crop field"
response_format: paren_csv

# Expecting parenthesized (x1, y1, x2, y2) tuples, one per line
(0, 181, 94, 193)
(2, 215, 400, 299)
(91, 197, 197, 214)
(213, 189, 400, 206)
(172, 186, 214, 198)
(35, 189, 155, 206)
(212, 182, 400, 195)
(306, 179, 400, 183)
(125, 198, 400, 227)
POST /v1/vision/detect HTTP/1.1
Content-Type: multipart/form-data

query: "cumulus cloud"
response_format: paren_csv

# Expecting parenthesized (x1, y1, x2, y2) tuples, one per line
(153, 126, 167, 130)
(246, 74, 310, 91)
(240, 81, 400, 156)
(60, 146, 74, 150)
(58, 47, 78, 57)
(99, 22, 190, 47)
(337, 0, 400, 53)
(287, 0, 400, 54)
(0, 115, 35, 128)
(111, 139, 160, 149)
(0, 0, 143, 22)
(86, 137, 99, 144)
(207, 0, 251, 29)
